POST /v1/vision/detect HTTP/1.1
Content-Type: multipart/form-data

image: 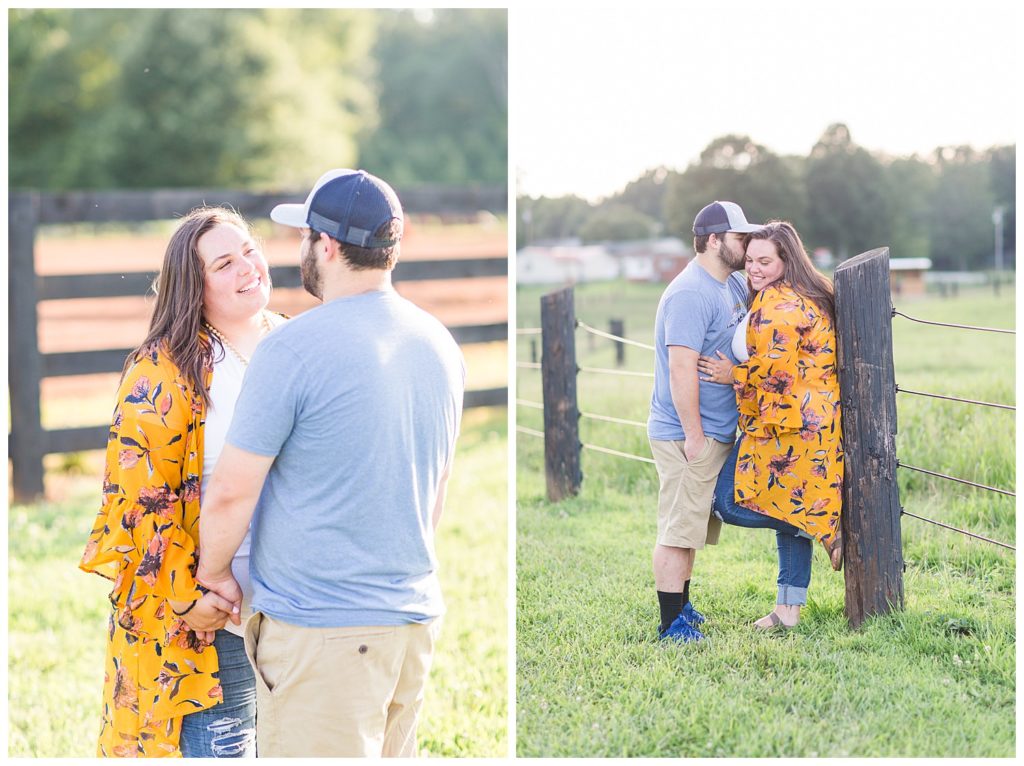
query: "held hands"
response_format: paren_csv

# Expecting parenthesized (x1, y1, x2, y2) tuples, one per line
(697, 351, 735, 384)
(170, 591, 239, 644)
(195, 567, 244, 627)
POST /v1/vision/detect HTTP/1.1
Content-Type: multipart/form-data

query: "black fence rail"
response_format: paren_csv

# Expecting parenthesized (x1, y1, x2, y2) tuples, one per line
(9, 186, 508, 500)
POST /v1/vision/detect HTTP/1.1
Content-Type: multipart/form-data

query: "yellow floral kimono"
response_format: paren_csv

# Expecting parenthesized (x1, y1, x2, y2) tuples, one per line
(733, 282, 844, 545)
(80, 341, 221, 757)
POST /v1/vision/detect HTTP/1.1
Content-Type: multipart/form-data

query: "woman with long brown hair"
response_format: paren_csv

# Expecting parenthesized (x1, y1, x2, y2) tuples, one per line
(80, 207, 285, 756)
(698, 220, 843, 630)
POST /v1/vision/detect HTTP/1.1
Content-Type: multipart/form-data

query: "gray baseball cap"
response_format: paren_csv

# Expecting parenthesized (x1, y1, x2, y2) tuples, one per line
(692, 201, 762, 235)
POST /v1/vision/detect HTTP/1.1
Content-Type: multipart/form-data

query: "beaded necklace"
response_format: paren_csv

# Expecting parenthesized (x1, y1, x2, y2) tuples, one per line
(203, 312, 272, 367)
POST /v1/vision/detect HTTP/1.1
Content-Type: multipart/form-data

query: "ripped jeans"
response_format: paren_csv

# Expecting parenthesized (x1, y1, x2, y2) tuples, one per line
(180, 629, 257, 757)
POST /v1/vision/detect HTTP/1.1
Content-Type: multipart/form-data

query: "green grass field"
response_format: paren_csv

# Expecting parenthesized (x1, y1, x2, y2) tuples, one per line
(8, 406, 508, 758)
(516, 281, 1015, 757)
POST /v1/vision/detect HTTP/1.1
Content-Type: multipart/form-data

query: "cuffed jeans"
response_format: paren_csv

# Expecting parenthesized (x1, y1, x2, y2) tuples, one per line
(180, 630, 257, 758)
(712, 439, 813, 606)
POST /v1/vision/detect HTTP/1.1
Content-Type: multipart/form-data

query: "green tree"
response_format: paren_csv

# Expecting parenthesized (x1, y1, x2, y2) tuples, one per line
(664, 135, 805, 241)
(516, 194, 593, 248)
(613, 167, 674, 225)
(579, 203, 657, 243)
(228, 8, 377, 188)
(359, 9, 507, 185)
(987, 145, 1015, 262)
(9, 9, 378, 189)
(883, 155, 936, 261)
(805, 123, 890, 259)
(9, 9, 114, 188)
(928, 146, 995, 270)
(98, 9, 376, 189)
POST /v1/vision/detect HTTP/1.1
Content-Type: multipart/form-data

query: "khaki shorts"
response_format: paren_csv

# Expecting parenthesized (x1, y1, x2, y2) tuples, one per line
(243, 612, 442, 757)
(650, 437, 733, 549)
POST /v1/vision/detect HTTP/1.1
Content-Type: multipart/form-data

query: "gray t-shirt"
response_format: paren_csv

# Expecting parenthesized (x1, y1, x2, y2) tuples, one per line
(227, 289, 465, 628)
(648, 261, 748, 442)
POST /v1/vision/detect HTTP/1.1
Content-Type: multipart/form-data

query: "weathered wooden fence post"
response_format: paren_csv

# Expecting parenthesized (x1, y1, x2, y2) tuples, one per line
(609, 318, 625, 367)
(834, 247, 904, 628)
(540, 287, 581, 501)
(8, 192, 45, 501)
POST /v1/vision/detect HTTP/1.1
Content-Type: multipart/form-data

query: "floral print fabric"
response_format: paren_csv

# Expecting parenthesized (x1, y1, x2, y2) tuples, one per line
(80, 342, 222, 757)
(733, 282, 844, 545)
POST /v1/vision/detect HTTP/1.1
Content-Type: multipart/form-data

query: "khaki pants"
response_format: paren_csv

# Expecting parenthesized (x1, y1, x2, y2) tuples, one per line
(243, 612, 441, 757)
(650, 437, 733, 549)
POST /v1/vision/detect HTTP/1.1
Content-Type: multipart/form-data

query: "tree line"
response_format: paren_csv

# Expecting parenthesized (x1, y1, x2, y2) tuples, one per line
(518, 124, 1014, 272)
(9, 8, 507, 191)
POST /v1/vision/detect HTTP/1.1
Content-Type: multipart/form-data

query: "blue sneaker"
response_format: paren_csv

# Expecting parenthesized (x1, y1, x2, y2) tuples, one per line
(682, 601, 706, 626)
(659, 611, 705, 643)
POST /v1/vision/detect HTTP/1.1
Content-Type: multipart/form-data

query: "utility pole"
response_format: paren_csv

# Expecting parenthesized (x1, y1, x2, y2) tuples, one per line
(992, 206, 1005, 271)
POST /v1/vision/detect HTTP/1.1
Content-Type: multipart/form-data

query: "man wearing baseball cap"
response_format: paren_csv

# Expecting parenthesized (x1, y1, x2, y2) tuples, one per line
(197, 169, 466, 756)
(647, 200, 761, 642)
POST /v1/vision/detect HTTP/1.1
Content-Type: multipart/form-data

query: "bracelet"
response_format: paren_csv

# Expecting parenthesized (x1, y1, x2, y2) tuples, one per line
(172, 599, 198, 617)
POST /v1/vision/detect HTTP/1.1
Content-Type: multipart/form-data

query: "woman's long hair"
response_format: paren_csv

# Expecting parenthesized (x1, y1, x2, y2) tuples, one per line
(123, 206, 255, 407)
(744, 221, 835, 324)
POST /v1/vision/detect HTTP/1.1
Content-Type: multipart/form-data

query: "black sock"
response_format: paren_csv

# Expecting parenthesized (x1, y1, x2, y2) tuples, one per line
(682, 579, 691, 607)
(657, 590, 684, 633)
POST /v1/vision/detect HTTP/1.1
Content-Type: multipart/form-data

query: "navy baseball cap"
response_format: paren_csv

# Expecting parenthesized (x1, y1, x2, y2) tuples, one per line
(692, 201, 762, 236)
(270, 169, 403, 247)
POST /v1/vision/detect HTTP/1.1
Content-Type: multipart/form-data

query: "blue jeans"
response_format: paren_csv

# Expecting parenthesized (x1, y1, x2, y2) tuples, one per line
(712, 439, 813, 606)
(180, 630, 257, 758)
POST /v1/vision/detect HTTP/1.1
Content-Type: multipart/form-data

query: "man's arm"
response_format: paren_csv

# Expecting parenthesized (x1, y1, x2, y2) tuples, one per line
(431, 459, 454, 530)
(668, 345, 705, 462)
(196, 444, 275, 613)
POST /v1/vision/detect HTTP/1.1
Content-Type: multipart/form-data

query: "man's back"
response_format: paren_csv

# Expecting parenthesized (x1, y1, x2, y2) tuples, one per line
(227, 289, 465, 627)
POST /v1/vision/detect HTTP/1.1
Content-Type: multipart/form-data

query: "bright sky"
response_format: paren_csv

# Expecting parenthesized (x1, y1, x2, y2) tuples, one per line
(512, 2, 1018, 201)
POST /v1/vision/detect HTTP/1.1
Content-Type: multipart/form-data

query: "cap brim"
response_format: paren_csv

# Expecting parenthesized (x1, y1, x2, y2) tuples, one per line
(727, 222, 764, 233)
(269, 203, 308, 228)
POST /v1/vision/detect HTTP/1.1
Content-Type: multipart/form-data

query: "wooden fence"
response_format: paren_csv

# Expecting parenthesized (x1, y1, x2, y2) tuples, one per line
(534, 248, 903, 628)
(8, 186, 508, 501)
(833, 248, 904, 627)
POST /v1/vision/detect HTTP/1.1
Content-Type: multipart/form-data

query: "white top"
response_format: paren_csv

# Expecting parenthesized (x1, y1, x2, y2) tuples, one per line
(732, 310, 750, 363)
(200, 313, 285, 636)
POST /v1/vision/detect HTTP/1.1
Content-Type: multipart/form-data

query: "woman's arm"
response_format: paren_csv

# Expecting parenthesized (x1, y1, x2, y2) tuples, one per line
(80, 349, 215, 640)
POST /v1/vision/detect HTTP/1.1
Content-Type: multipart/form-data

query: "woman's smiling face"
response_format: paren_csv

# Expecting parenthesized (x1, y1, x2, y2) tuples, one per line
(745, 238, 785, 291)
(198, 223, 270, 325)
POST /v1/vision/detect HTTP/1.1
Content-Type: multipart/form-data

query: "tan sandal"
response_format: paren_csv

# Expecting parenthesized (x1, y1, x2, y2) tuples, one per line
(753, 611, 795, 631)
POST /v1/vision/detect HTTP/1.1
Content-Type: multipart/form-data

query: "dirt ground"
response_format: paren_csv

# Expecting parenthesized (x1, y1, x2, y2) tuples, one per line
(33, 220, 508, 405)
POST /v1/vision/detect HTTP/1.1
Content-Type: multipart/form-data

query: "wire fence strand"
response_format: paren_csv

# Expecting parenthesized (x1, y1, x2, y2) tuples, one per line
(526, 310, 1018, 557)
(896, 460, 1016, 497)
(581, 442, 656, 464)
(896, 385, 1015, 412)
(901, 508, 1016, 551)
(892, 309, 1015, 335)
(577, 320, 656, 351)
(579, 410, 648, 428)
(516, 425, 544, 438)
(516, 399, 543, 410)
(578, 365, 655, 378)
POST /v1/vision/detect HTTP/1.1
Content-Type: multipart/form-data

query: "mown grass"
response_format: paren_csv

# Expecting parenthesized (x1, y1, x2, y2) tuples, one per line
(8, 406, 508, 757)
(516, 281, 1014, 757)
